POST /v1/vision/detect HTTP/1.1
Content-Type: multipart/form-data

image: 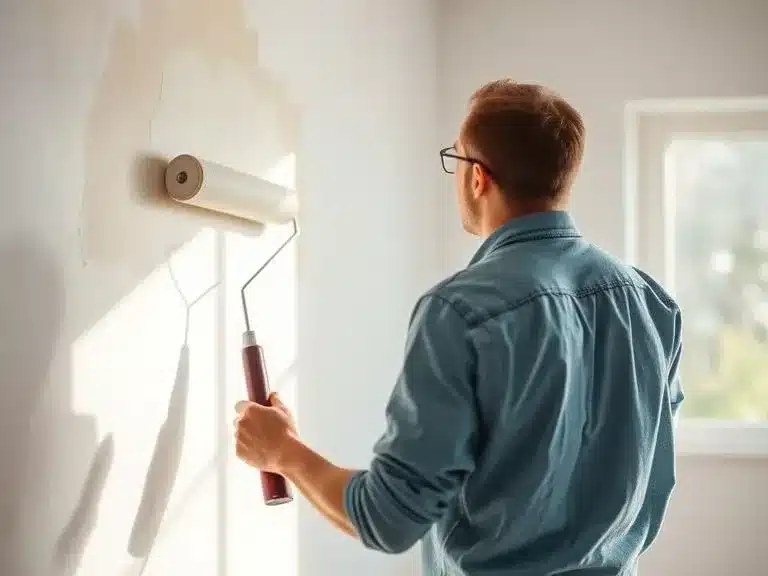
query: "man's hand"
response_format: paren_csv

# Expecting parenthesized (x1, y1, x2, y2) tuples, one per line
(233, 392, 297, 474)
(232, 392, 360, 539)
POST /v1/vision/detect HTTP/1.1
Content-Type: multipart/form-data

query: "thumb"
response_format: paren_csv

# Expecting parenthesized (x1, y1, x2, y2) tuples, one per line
(235, 399, 258, 415)
(268, 392, 287, 411)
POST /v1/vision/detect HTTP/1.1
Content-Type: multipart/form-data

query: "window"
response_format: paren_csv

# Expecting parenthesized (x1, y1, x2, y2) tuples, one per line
(626, 100, 768, 455)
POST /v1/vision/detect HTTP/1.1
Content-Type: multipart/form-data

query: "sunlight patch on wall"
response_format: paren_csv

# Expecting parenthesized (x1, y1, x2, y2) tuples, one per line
(224, 152, 298, 576)
(69, 228, 219, 575)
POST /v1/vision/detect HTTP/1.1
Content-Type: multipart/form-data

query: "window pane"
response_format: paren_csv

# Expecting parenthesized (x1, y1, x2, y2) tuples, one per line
(668, 138, 768, 421)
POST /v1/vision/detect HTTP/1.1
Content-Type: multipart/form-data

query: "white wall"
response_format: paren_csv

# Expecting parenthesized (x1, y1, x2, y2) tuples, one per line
(0, 1, 438, 575)
(439, 0, 768, 574)
(9, 0, 764, 573)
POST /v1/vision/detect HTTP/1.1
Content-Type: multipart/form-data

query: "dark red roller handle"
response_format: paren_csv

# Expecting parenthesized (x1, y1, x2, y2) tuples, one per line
(242, 332, 293, 506)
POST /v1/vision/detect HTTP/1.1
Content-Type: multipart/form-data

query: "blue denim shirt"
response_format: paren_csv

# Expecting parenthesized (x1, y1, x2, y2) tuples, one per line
(344, 211, 683, 575)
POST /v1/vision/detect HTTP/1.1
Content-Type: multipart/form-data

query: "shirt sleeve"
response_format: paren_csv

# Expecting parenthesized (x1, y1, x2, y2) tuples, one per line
(344, 293, 479, 554)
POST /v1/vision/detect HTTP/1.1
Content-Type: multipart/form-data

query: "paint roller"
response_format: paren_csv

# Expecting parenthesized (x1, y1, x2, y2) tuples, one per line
(164, 154, 298, 506)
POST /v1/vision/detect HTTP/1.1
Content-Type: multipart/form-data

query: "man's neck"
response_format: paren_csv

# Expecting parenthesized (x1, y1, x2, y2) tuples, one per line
(479, 202, 565, 239)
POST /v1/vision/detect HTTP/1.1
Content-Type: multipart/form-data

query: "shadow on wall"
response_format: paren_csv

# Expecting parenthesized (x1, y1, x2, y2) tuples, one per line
(119, 358, 297, 576)
(55, 253, 219, 576)
(124, 343, 190, 576)
(123, 265, 219, 575)
(54, 434, 115, 573)
(4, 0, 300, 572)
(0, 234, 114, 576)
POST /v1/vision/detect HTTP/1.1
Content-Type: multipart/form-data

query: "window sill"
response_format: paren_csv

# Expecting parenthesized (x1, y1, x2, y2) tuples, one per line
(677, 420, 768, 457)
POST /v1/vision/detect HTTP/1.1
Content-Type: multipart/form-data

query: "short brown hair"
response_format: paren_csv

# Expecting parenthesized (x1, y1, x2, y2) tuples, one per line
(460, 80, 585, 204)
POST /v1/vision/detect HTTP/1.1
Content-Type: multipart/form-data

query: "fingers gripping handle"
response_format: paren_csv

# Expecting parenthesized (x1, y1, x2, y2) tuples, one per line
(242, 331, 293, 506)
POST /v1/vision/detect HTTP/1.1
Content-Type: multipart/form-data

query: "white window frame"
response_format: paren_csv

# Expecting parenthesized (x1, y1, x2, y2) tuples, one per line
(624, 98, 768, 457)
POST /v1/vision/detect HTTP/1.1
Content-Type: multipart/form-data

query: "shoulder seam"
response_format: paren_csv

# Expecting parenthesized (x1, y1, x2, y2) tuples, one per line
(630, 265, 678, 308)
(463, 280, 644, 329)
(421, 291, 473, 326)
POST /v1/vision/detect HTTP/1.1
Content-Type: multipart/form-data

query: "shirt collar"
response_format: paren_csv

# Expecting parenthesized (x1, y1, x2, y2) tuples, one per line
(469, 210, 581, 266)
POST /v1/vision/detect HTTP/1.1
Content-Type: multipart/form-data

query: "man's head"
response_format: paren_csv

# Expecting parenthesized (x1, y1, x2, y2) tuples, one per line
(442, 80, 585, 237)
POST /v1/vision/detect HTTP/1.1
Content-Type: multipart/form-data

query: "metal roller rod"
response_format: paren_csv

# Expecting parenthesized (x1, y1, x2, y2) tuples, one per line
(240, 219, 299, 332)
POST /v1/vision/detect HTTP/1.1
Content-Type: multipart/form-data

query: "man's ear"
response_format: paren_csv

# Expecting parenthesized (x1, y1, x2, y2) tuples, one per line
(472, 163, 489, 198)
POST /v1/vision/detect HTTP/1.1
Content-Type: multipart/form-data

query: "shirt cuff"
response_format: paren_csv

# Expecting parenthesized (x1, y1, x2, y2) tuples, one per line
(343, 470, 375, 548)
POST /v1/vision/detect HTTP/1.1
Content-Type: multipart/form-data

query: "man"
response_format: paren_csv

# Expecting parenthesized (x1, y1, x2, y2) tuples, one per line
(234, 80, 684, 575)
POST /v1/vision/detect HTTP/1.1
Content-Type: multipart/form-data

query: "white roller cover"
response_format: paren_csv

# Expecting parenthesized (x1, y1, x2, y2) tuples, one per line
(164, 154, 297, 224)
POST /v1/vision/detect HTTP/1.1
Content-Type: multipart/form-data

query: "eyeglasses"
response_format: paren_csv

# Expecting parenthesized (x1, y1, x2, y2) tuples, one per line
(439, 146, 493, 176)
